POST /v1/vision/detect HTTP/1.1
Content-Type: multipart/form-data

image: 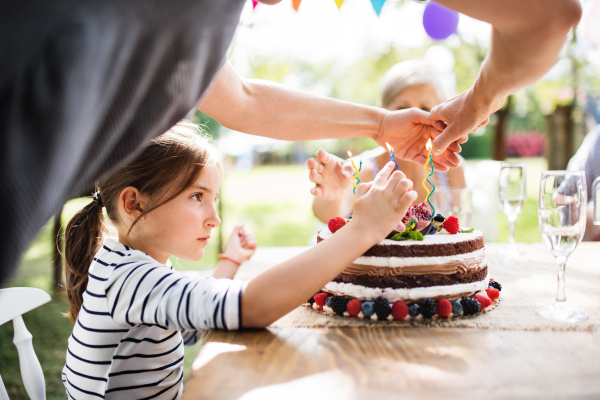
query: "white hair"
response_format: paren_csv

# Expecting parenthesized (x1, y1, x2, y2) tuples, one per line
(379, 59, 449, 108)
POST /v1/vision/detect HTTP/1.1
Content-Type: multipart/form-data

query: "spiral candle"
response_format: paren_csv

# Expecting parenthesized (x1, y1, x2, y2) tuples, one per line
(347, 151, 362, 194)
(421, 139, 436, 220)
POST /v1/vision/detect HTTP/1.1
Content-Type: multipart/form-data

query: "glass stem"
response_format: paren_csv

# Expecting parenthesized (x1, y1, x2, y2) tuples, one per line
(555, 255, 568, 303)
(508, 220, 516, 245)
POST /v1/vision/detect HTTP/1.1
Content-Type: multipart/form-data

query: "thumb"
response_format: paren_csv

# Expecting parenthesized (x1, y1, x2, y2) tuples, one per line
(432, 124, 465, 155)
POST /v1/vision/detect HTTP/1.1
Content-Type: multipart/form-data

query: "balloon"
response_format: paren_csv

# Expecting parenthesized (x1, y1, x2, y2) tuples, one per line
(422, 1, 459, 41)
(370, 0, 386, 16)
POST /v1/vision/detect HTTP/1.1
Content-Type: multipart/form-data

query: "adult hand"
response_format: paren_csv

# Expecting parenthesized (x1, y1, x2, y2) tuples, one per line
(375, 108, 463, 172)
(307, 149, 353, 200)
(430, 84, 505, 156)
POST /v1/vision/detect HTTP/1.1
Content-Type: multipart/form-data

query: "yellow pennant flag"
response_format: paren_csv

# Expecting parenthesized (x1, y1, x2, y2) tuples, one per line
(335, 0, 344, 9)
(292, 0, 302, 11)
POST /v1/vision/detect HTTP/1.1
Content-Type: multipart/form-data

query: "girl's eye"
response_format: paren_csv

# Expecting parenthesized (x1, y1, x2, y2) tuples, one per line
(192, 193, 203, 202)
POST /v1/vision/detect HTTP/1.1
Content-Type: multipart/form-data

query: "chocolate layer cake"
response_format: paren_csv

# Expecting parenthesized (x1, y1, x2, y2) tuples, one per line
(316, 227, 488, 302)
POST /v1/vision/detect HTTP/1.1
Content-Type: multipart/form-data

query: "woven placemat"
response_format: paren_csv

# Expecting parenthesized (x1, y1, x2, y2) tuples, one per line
(236, 244, 600, 332)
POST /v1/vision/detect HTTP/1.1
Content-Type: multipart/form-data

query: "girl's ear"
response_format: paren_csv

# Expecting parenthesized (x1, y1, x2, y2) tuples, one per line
(118, 187, 146, 223)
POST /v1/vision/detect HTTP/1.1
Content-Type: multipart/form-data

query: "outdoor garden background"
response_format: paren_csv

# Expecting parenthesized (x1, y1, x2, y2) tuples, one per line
(2, 0, 600, 398)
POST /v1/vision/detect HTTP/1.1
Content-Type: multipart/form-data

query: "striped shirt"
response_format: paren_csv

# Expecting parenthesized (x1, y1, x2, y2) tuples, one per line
(62, 238, 243, 399)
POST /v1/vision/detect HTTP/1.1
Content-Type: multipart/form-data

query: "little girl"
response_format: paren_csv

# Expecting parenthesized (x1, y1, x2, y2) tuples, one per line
(62, 120, 417, 399)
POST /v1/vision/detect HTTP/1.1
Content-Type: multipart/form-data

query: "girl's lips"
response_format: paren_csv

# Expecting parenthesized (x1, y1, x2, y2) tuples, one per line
(198, 236, 210, 242)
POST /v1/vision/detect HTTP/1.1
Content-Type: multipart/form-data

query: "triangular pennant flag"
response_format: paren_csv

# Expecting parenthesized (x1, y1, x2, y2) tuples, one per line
(335, 0, 344, 10)
(252, 0, 258, 9)
(370, 0, 386, 16)
(292, 0, 302, 11)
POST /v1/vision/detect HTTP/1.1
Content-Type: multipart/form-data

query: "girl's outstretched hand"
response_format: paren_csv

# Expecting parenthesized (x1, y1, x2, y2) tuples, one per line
(307, 149, 354, 200)
(223, 225, 257, 263)
(352, 162, 417, 243)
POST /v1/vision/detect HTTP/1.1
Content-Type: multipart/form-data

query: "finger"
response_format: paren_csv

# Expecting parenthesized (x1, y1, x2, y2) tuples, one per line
(432, 124, 464, 155)
(385, 170, 403, 192)
(398, 190, 418, 212)
(431, 160, 450, 172)
(307, 158, 319, 170)
(316, 149, 331, 164)
(434, 120, 447, 131)
(400, 107, 435, 126)
(447, 141, 462, 153)
(393, 178, 414, 199)
(310, 186, 321, 197)
(373, 161, 396, 186)
(477, 118, 489, 129)
(309, 169, 322, 184)
(457, 135, 469, 144)
(355, 181, 372, 198)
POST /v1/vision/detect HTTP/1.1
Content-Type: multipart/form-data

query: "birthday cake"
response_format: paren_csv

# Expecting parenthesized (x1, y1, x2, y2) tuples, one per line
(306, 203, 502, 321)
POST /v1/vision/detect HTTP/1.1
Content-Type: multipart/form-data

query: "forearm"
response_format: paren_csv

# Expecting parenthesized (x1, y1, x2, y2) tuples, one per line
(312, 197, 345, 223)
(439, 0, 581, 107)
(212, 260, 239, 280)
(241, 224, 379, 327)
(198, 62, 386, 141)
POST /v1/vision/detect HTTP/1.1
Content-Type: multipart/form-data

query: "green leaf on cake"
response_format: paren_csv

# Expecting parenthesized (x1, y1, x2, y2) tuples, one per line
(409, 231, 418, 241)
(415, 231, 424, 241)
(390, 233, 409, 241)
(459, 227, 474, 233)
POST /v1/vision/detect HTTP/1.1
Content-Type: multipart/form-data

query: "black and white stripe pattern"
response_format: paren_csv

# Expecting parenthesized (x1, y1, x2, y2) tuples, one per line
(62, 239, 242, 399)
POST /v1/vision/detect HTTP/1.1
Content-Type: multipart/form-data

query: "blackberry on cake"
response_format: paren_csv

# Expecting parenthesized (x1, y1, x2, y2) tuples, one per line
(420, 299, 437, 318)
(461, 297, 481, 315)
(373, 297, 391, 319)
(330, 296, 350, 316)
(489, 280, 502, 291)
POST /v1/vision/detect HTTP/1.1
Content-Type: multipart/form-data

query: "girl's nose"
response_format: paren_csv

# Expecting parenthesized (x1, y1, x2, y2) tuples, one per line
(205, 205, 221, 228)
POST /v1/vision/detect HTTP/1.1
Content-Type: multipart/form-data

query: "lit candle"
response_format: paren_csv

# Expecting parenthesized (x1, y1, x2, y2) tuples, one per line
(422, 138, 436, 220)
(347, 151, 362, 194)
(385, 142, 400, 171)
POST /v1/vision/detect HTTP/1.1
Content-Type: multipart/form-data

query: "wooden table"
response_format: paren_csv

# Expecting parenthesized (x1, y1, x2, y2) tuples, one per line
(183, 243, 600, 400)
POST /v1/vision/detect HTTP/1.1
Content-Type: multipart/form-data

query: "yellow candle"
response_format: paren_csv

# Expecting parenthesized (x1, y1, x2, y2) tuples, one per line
(348, 151, 359, 194)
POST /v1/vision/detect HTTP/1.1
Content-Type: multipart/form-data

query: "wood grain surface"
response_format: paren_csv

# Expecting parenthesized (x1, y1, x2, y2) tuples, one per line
(183, 243, 600, 400)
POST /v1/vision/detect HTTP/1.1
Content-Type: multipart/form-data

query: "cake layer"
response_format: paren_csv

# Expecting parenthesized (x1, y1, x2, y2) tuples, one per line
(318, 228, 484, 257)
(324, 276, 490, 302)
(347, 248, 486, 275)
(333, 264, 487, 289)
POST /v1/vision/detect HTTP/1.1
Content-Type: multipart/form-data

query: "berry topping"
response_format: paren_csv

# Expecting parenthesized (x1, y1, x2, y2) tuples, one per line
(436, 299, 452, 318)
(373, 297, 391, 320)
(328, 217, 347, 233)
(485, 288, 500, 300)
(408, 304, 420, 318)
(426, 223, 437, 235)
(326, 296, 333, 308)
(419, 299, 438, 319)
(474, 294, 492, 309)
(330, 296, 350, 316)
(433, 214, 446, 222)
(346, 299, 362, 317)
(402, 202, 433, 224)
(307, 296, 315, 305)
(391, 301, 409, 320)
(442, 215, 460, 234)
(313, 293, 329, 307)
(450, 300, 463, 316)
(361, 301, 375, 318)
(461, 297, 481, 315)
(488, 281, 502, 291)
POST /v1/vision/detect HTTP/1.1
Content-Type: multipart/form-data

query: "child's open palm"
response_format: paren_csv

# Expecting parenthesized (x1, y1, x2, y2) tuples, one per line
(307, 149, 354, 200)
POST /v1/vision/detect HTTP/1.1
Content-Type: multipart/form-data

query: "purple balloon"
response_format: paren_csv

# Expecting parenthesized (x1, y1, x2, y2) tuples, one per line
(423, 1, 459, 41)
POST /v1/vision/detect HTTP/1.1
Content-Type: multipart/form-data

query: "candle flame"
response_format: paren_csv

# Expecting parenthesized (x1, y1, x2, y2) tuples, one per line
(385, 142, 393, 151)
(347, 151, 353, 158)
(426, 138, 433, 153)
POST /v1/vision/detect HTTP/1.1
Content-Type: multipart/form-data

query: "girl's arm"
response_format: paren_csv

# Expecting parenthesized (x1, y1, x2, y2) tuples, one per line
(213, 225, 257, 279)
(242, 162, 417, 328)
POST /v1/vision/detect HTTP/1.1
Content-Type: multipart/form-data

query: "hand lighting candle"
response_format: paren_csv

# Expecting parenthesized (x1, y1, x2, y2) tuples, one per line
(422, 139, 436, 220)
(347, 151, 362, 194)
(385, 142, 400, 171)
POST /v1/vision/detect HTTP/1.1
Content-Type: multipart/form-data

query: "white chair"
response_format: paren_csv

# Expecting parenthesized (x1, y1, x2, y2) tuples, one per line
(0, 288, 51, 400)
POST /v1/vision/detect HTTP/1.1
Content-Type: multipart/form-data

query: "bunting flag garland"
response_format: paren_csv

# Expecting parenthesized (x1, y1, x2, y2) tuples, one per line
(334, 0, 344, 10)
(252, 0, 258, 9)
(370, 0, 386, 16)
(292, 0, 302, 11)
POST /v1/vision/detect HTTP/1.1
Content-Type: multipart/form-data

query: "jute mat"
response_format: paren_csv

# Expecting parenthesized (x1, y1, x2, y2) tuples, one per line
(235, 243, 600, 332)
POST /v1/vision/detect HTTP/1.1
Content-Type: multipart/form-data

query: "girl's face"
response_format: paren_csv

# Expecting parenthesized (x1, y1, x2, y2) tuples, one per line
(385, 83, 441, 112)
(133, 167, 221, 264)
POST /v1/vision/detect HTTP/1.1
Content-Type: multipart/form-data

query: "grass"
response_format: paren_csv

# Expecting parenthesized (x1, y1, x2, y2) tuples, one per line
(0, 161, 545, 398)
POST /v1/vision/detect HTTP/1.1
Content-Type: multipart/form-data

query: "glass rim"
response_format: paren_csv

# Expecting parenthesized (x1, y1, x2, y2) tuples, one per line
(541, 170, 585, 176)
(500, 162, 527, 168)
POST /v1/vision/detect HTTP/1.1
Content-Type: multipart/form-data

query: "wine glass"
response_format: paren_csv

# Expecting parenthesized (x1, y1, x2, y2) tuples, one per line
(593, 177, 600, 226)
(537, 171, 587, 323)
(498, 162, 527, 256)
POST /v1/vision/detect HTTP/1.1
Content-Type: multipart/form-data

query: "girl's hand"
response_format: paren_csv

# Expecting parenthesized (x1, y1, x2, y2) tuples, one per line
(352, 162, 418, 243)
(223, 225, 257, 263)
(307, 149, 354, 200)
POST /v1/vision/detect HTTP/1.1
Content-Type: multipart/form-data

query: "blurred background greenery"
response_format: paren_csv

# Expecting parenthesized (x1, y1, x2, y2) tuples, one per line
(2, 0, 600, 397)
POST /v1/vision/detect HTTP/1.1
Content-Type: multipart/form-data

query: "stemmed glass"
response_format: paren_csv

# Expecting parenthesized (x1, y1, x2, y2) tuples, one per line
(498, 162, 527, 256)
(537, 171, 587, 323)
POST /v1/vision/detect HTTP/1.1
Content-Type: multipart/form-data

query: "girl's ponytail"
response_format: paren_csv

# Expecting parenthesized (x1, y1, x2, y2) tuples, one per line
(64, 192, 107, 322)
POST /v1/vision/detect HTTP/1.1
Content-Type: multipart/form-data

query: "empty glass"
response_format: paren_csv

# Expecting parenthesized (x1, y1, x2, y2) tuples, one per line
(498, 162, 527, 255)
(431, 188, 473, 227)
(537, 171, 587, 323)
